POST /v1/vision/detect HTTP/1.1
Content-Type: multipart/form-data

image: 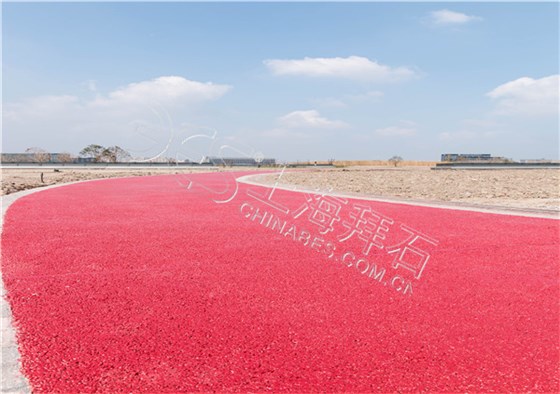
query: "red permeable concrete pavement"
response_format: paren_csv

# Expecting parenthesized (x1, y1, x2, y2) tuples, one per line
(1, 172, 559, 392)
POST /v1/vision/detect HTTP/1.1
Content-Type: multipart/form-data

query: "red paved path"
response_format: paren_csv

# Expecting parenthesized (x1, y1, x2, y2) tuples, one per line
(2, 173, 559, 392)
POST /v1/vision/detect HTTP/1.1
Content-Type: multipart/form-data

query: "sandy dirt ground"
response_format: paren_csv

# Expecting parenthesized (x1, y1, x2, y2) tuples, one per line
(0, 167, 219, 196)
(2, 166, 559, 211)
(258, 166, 560, 211)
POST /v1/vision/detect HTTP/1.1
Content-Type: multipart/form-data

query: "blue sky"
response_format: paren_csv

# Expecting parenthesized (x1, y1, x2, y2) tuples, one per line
(3, 2, 559, 162)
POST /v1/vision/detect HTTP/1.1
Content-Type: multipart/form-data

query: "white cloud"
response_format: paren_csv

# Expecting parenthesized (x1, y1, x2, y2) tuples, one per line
(375, 121, 417, 137)
(3, 76, 231, 154)
(263, 110, 348, 139)
(486, 75, 559, 116)
(6, 76, 231, 118)
(430, 9, 482, 25)
(93, 76, 231, 107)
(264, 56, 416, 82)
(279, 110, 348, 129)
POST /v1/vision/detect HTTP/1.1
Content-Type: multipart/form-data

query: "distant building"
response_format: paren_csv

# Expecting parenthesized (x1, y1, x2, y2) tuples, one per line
(1, 153, 38, 163)
(1, 153, 87, 164)
(1, 152, 277, 166)
(76, 157, 96, 163)
(206, 156, 276, 166)
(440, 153, 514, 163)
(441, 153, 492, 162)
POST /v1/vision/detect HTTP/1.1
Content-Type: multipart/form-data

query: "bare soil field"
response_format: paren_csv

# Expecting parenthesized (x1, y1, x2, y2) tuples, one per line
(0, 167, 218, 196)
(259, 166, 560, 211)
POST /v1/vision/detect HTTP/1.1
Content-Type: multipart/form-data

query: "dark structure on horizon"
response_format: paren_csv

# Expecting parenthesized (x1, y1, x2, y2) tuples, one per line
(441, 153, 495, 162)
(1, 153, 95, 164)
(1, 153, 277, 167)
(436, 153, 558, 169)
(206, 156, 276, 167)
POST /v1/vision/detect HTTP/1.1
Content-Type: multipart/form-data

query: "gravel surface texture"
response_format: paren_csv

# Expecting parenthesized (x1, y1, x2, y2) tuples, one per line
(259, 167, 560, 211)
(2, 172, 558, 392)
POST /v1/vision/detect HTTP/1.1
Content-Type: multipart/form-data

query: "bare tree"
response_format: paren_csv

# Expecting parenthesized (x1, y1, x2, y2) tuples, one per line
(79, 144, 105, 162)
(26, 147, 51, 164)
(101, 146, 132, 163)
(57, 152, 75, 163)
(388, 155, 403, 167)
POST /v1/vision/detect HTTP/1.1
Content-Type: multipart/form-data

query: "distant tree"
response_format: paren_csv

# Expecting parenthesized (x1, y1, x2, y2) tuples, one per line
(254, 152, 264, 168)
(57, 152, 75, 163)
(80, 144, 105, 162)
(388, 155, 403, 167)
(25, 147, 51, 164)
(100, 146, 131, 163)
